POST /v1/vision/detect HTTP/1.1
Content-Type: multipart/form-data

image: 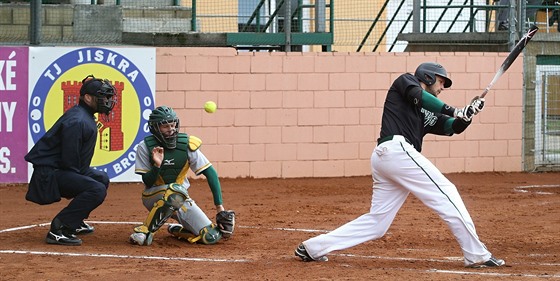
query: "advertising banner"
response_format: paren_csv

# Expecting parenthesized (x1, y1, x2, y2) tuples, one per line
(0, 47, 28, 183)
(28, 47, 156, 182)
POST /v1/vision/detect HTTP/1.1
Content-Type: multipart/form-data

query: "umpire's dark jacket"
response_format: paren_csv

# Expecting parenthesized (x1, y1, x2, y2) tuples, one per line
(24, 103, 98, 205)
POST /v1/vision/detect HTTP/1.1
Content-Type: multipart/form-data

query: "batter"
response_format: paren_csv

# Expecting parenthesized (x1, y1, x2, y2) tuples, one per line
(295, 62, 505, 268)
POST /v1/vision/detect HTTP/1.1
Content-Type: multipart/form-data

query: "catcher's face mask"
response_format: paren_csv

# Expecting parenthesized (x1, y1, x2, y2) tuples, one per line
(148, 106, 180, 149)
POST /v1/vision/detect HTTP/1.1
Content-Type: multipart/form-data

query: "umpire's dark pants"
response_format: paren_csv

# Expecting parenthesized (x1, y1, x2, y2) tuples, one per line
(55, 168, 109, 229)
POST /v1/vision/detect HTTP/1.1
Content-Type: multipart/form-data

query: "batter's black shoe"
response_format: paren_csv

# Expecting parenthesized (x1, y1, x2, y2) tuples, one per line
(295, 243, 328, 262)
(46, 218, 82, 246)
(74, 221, 94, 235)
(466, 256, 505, 268)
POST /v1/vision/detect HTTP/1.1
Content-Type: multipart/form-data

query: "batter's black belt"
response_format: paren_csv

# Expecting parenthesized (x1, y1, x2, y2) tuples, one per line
(377, 135, 411, 145)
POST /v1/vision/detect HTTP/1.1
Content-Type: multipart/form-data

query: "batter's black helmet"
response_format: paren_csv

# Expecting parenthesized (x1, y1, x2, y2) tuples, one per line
(414, 62, 452, 88)
(149, 106, 179, 149)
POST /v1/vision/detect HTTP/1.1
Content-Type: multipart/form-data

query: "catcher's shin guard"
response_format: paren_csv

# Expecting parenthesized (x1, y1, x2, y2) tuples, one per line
(133, 184, 187, 245)
(194, 224, 222, 244)
(199, 224, 222, 244)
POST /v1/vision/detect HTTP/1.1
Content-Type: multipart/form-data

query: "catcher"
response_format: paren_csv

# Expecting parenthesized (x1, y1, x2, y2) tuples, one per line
(129, 106, 235, 246)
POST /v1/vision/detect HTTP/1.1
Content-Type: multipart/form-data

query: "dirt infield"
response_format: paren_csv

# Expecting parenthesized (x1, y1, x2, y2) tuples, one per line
(1, 172, 559, 280)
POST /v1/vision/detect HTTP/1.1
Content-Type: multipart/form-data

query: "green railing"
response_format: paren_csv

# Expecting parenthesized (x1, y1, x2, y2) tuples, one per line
(10, 0, 559, 51)
(230, 0, 333, 51)
(359, 0, 560, 52)
(422, 4, 506, 33)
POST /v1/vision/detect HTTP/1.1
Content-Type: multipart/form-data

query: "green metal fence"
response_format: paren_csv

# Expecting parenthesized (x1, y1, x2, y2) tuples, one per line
(0, 0, 559, 52)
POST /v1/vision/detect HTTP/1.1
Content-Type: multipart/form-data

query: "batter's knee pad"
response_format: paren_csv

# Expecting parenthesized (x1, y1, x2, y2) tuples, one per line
(185, 224, 222, 245)
(143, 183, 188, 233)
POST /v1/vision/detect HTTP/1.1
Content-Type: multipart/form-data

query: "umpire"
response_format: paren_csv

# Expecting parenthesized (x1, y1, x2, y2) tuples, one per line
(24, 75, 117, 246)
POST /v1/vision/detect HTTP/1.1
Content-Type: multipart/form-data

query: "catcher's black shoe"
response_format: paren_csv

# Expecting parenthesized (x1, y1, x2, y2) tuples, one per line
(295, 243, 328, 262)
(466, 257, 505, 268)
(74, 221, 94, 235)
(168, 223, 192, 239)
(46, 218, 82, 246)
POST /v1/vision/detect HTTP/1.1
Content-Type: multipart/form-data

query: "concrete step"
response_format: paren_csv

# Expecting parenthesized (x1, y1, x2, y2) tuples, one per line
(123, 18, 192, 33)
(397, 32, 510, 52)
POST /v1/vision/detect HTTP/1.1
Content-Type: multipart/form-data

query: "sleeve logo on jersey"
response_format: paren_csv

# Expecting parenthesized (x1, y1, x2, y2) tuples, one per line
(421, 108, 438, 127)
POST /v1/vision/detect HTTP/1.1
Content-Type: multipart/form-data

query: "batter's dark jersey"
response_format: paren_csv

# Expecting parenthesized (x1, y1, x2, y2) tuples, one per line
(379, 73, 453, 152)
(25, 102, 98, 174)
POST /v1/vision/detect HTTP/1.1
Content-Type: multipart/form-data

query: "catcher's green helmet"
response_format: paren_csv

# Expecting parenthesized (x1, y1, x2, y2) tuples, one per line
(149, 106, 179, 149)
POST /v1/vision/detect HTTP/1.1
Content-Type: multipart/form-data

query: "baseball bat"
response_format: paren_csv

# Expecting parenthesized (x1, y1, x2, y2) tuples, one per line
(480, 24, 539, 98)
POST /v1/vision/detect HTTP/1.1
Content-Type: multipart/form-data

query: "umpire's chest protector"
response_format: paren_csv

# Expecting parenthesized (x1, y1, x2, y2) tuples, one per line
(144, 133, 190, 184)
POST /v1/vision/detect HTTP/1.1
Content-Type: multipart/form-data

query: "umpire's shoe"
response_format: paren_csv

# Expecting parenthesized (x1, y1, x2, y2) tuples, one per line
(46, 218, 82, 246)
(295, 243, 328, 262)
(74, 221, 95, 235)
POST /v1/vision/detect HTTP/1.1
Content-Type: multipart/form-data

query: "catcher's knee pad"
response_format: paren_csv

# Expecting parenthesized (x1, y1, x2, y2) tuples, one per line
(165, 183, 188, 208)
(167, 183, 188, 197)
(142, 184, 188, 233)
(183, 224, 222, 245)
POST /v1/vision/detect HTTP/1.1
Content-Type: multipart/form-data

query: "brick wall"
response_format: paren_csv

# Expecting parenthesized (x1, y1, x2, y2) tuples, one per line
(156, 48, 523, 178)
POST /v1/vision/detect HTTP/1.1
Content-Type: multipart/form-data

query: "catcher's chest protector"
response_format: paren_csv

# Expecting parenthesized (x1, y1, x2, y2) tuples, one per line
(145, 134, 189, 184)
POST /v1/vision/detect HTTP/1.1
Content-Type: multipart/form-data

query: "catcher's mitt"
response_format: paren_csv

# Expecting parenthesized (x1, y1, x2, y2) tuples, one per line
(216, 210, 235, 239)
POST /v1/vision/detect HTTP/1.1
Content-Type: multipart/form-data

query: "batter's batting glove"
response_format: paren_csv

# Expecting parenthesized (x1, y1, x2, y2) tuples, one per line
(454, 104, 475, 122)
(470, 96, 485, 115)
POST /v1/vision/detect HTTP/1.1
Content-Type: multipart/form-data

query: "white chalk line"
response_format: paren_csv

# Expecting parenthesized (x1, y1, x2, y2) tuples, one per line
(514, 184, 560, 195)
(0, 222, 51, 233)
(0, 221, 330, 234)
(334, 253, 560, 267)
(0, 250, 248, 263)
(1, 221, 559, 278)
(516, 185, 560, 188)
(424, 269, 560, 278)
